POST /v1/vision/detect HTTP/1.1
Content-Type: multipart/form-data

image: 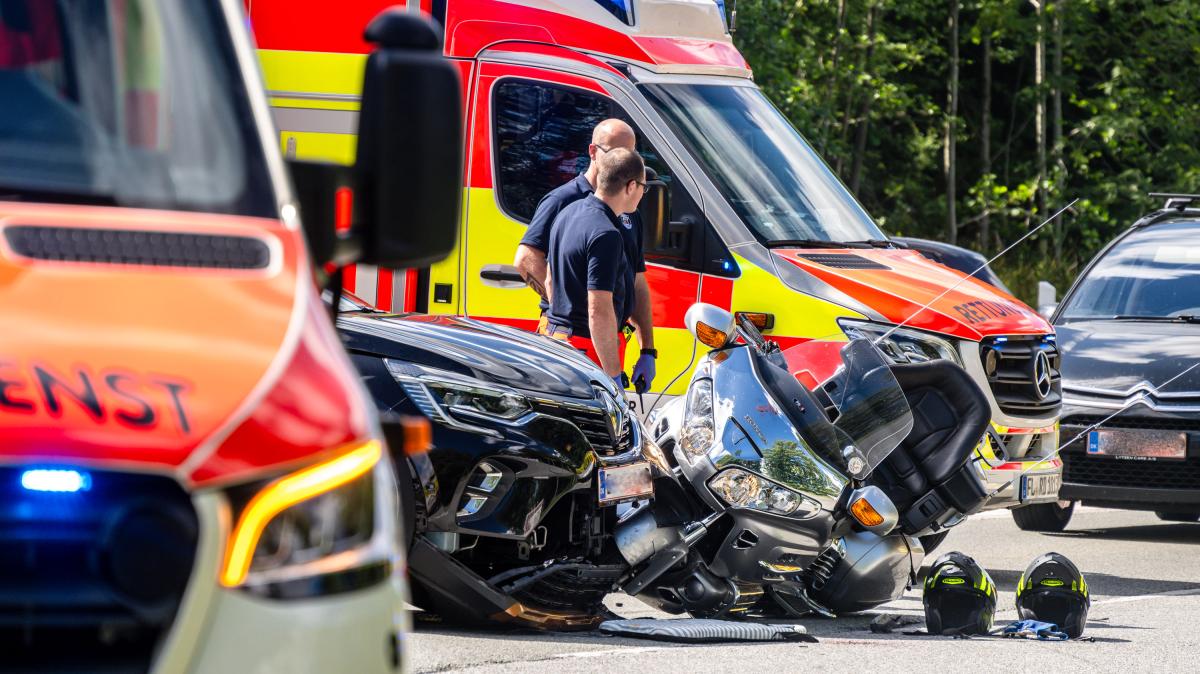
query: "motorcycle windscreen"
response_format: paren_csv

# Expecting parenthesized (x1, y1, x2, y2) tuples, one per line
(827, 338, 914, 474)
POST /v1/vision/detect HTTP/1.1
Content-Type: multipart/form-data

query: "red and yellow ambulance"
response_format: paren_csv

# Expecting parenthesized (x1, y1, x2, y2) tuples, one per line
(1, 1, 459, 670)
(253, 0, 1064, 521)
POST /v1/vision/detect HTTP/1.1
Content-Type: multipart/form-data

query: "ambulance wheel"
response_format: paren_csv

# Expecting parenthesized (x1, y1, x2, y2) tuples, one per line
(1012, 501, 1074, 532)
(918, 531, 950, 554)
(1155, 511, 1200, 522)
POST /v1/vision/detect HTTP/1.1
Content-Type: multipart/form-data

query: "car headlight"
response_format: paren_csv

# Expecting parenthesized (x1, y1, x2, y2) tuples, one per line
(221, 439, 397, 595)
(640, 431, 671, 473)
(385, 360, 533, 436)
(839, 319, 961, 365)
(708, 467, 820, 518)
(679, 378, 715, 462)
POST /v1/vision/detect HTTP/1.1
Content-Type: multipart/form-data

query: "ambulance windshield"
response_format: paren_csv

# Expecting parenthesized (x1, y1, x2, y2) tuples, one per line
(0, 0, 274, 217)
(640, 82, 885, 245)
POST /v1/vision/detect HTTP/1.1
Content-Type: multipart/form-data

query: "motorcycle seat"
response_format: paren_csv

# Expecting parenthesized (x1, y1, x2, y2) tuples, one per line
(870, 360, 991, 532)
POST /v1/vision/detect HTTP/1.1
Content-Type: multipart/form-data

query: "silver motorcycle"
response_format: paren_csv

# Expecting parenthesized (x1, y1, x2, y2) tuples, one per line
(611, 303, 993, 618)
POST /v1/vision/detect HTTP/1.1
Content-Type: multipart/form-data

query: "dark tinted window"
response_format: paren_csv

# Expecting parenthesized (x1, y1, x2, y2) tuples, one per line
(492, 78, 732, 273)
(1059, 221, 1200, 319)
(592, 0, 633, 24)
(494, 80, 609, 222)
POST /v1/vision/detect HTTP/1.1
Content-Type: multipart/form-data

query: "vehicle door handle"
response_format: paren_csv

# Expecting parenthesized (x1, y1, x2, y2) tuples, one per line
(479, 264, 526, 289)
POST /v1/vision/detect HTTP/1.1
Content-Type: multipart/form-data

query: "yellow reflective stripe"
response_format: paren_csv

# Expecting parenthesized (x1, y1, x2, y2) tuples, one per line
(278, 131, 356, 165)
(258, 49, 368, 101)
(426, 190, 471, 315)
(728, 253, 863, 342)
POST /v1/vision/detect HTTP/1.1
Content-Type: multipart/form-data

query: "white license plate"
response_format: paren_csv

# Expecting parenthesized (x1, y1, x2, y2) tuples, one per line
(1020, 472, 1061, 502)
(1087, 429, 1187, 461)
(598, 462, 653, 504)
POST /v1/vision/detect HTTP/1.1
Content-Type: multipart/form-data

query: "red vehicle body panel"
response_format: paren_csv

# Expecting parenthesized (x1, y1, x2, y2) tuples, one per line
(0, 203, 371, 487)
(249, 0, 746, 71)
(777, 249, 1052, 341)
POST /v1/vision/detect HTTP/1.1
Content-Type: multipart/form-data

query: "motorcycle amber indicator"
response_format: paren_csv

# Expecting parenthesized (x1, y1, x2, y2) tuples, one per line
(694, 321, 729, 348)
(220, 439, 382, 586)
(849, 497, 885, 527)
(735, 312, 775, 331)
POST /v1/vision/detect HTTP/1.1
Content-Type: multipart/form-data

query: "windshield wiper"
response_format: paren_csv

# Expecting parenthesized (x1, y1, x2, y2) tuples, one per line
(764, 238, 873, 250)
(1112, 314, 1200, 323)
(844, 239, 902, 249)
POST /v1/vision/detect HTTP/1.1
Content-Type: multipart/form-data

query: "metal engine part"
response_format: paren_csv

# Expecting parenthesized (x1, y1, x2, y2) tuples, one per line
(614, 506, 684, 566)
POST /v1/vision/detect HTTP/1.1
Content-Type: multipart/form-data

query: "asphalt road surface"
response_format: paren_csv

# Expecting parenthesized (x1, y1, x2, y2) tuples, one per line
(408, 506, 1200, 673)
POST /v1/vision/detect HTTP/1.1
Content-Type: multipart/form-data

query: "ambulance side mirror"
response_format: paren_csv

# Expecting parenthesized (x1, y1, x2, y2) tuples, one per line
(638, 169, 670, 250)
(353, 11, 462, 269)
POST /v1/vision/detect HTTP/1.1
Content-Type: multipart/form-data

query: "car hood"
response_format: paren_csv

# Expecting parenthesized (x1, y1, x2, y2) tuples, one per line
(774, 248, 1050, 341)
(1055, 320, 1200, 395)
(338, 312, 612, 400)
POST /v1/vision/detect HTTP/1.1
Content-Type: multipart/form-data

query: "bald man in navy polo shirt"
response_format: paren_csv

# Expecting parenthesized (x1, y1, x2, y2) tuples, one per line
(543, 148, 648, 388)
(515, 119, 657, 392)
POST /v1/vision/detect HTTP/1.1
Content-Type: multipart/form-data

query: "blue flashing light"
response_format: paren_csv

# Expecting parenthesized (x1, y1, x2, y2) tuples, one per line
(993, 336, 1009, 344)
(1043, 334, 1057, 342)
(722, 260, 732, 271)
(21, 469, 92, 493)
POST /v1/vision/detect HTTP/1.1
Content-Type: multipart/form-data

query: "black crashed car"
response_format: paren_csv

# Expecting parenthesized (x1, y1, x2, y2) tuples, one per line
(893, 236, 1012, 294)
(1051, 199, 1200, 527)
(332, 293, 652, 623)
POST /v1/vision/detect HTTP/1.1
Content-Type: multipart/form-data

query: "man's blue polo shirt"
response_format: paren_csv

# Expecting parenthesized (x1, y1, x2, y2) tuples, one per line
(546, 196, 636, 339)
(520, 173, 646, 313)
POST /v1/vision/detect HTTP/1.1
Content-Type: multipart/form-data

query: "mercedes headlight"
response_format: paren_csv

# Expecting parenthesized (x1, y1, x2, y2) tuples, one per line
(679, 378, 715, 462)
(385, 360, 533, 436)
(708, 467, 819, 518)
(839, 319, 961, 365)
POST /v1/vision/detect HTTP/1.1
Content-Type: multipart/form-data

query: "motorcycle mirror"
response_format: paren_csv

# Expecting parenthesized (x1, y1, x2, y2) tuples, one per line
(846, 485, 898, 536)
(685, 303, 736, 349)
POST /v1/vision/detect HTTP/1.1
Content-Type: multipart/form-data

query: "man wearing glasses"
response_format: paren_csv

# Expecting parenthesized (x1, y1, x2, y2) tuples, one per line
(515, 119, 657, 391)
(541, 148, 652, 389)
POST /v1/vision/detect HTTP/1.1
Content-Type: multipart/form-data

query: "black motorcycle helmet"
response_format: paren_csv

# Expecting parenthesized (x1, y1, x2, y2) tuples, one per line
(923, 551, 997, 635)
(1016, 552, 1091, 638)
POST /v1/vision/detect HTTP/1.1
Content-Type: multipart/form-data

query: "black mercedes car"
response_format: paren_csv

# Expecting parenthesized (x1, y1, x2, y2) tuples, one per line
(892, 237, 1012, 294)
(1051, 197, 1200, 527)
(332, 292, 652, 624)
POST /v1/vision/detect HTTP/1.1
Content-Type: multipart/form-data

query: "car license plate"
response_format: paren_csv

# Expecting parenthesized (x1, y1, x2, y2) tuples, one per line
(1087, 429, 1187, 461)
(1020, 472, 1061, 502)
(598, 462, 653, 504)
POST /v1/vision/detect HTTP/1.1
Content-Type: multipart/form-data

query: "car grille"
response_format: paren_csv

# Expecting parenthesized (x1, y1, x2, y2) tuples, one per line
(532, 400, 634, 458)
(979, 335, 1061, 417)
(1061, 453, 1200, 490)
(0, 468, 198, 672)
(1060, 415, 1200, 491)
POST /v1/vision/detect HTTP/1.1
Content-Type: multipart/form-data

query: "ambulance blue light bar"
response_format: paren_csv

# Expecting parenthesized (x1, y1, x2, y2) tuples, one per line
(21, 469, 92, 493)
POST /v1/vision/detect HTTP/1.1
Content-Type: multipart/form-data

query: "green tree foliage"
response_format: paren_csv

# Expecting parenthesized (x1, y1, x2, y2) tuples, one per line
(733, 0, 1200, 303)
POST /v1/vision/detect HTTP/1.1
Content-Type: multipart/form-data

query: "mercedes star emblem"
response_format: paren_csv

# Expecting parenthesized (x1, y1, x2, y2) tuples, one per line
(1033, 350, 1052, 400)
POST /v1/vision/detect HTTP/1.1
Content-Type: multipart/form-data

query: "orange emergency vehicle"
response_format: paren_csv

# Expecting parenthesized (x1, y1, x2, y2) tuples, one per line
(254, 0, 1065, 523)
(1, 2, 459, 670)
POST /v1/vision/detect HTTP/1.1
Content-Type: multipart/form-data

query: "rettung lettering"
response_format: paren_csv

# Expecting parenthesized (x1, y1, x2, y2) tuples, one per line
(951, 299, 1034, 325)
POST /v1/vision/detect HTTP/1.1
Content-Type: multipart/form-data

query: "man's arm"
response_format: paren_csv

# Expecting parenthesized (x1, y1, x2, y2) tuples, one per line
(515, 192, 564, 304)
(630, 272, 655, 350)
(587, 290, 622, 377)
(514, 244, 549, 303)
